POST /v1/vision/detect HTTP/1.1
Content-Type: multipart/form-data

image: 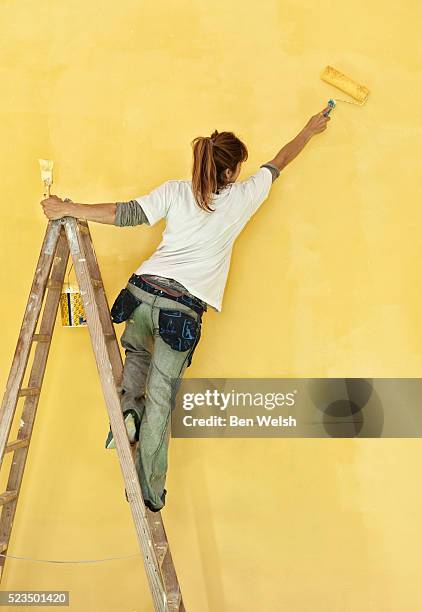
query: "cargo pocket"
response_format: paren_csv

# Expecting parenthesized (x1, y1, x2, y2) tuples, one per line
(111, 287, 142, 324)
(158, 309, 199, 353)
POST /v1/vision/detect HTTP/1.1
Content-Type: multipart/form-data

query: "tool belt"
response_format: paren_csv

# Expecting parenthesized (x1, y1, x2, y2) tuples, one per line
(128, 273, 207, 317)
(110, 286, 142, 323)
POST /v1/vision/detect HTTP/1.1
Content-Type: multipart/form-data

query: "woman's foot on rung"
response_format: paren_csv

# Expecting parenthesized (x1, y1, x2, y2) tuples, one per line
(105, 410, 140, 449)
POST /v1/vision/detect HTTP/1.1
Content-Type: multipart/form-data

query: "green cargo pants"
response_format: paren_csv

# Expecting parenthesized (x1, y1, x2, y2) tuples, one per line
(116, 281, 203, 512)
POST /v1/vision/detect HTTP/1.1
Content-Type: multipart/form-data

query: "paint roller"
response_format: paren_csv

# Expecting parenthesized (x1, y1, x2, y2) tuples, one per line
(320, 65, 369, 116)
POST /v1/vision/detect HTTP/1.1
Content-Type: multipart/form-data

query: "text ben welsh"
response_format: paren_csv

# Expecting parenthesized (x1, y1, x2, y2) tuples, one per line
(183, 414, 297, 428)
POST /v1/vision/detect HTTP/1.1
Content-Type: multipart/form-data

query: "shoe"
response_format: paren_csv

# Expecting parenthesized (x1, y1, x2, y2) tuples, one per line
(105, 410, 140, 450)
(125, 488, 167, 511)
(144, 489, 167, 512)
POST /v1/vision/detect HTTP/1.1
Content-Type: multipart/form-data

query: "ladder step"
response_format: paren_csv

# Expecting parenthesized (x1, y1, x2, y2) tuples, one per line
(0, 541, 7, 553)
(0, 491, 18, 506)
(167, 594, 183, 611)
(148, 515, 172, 568)
(33, 334, 51, 343)
(91, 279, 103, 288)
(18, 387, 40, 397)
(154, 544, 168, 567)
(47, 279, 62, 290)
(5, 437, 30, 453)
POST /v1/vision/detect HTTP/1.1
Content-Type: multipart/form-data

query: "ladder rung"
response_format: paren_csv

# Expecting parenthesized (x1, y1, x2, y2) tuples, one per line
(18, 387, 40, 397)
(0, 541, 7, 553)
(167, 594, 182, 610)
(49, 276, 103, 290)
(0, 491, 18, 506)
(78, 225, 90, 234)
(104, 333, 116, 342)
(5, 437, 30, 453)
(47, 279, 62, 290)
(154, 544, 168, 567)
(33, 334, 51, 343)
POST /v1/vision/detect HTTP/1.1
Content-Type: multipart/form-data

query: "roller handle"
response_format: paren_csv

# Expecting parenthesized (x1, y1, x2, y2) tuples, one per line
(323, 99, 336, 117)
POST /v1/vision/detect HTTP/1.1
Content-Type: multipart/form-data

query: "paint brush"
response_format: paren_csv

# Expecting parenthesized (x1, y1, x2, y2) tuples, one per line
(38, 159, 54, 198)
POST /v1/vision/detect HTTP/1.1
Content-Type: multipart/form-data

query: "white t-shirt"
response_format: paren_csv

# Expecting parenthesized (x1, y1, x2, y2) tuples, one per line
(134, 166, 274, 312)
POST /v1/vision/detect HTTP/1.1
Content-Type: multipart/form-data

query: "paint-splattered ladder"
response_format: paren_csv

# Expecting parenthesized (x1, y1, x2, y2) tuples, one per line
(0, 217, 185, 612)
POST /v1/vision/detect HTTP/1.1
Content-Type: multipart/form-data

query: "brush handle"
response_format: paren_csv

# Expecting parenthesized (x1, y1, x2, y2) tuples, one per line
(43, 181, 51, 198)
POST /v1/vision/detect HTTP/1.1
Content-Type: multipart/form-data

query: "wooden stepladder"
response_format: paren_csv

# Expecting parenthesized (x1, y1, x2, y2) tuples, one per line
(0, 217, 185, 612)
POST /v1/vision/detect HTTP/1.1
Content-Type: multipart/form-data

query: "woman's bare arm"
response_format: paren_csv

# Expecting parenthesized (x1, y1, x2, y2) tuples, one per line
(40, 196, 117, 224)
(265, 105, 331, 172)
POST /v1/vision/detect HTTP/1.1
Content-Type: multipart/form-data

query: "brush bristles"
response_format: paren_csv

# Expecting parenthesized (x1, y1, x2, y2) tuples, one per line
(38, 158, 54, 183)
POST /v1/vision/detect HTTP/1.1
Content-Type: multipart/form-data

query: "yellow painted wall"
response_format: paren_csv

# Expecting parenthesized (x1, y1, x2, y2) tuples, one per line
(1, 1, 422, 610)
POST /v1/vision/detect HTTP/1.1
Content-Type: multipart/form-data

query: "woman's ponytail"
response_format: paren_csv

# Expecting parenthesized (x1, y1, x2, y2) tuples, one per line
(191, 129, 248, 212)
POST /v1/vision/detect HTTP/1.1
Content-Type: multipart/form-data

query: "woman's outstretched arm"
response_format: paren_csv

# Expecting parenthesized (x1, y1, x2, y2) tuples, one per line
(40, 197, 150, 226)
(265, 105, 331, 172)
(40, 196, 117, 224)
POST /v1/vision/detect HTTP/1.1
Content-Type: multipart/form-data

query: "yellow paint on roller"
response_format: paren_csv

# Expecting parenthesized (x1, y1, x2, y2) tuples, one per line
(321, 65, 369, 105)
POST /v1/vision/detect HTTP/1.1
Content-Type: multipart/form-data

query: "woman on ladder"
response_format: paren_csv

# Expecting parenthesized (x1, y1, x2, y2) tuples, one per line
(40, 105, 331, 512)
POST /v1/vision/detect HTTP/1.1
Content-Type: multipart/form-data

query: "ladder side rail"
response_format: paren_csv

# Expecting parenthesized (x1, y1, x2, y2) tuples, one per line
(75, 221, 123, 385)
(0, 230, 70, 578)
(0, 220, 62, 462)
(63, 218, 169, 612)
(148, 514, 185, 611)
(77, 220, 186, 610)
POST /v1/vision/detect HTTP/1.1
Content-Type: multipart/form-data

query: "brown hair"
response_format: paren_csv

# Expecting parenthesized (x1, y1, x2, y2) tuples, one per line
(191, 130, 248, 212)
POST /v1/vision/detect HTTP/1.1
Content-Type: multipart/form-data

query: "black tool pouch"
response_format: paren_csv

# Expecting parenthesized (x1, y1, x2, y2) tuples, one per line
(157, 308, 203, 368)
(111, 287, 142, 323)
